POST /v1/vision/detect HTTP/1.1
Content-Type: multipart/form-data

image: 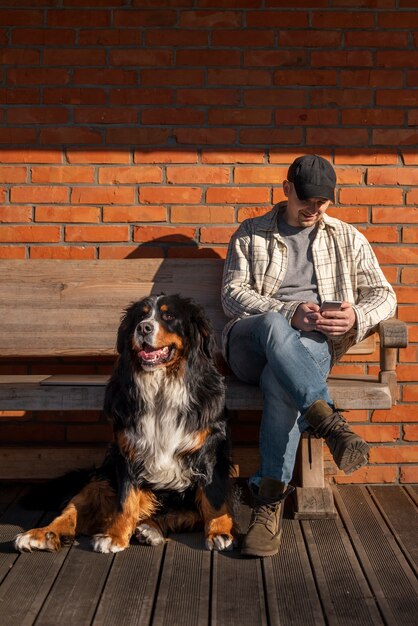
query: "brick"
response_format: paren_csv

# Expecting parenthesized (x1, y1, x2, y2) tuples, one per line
(402, 267, 418, 284)
(178, 49, 240, 67)
(79, 28, 141, 46)
(0, 166, 26, 183)
(342, 110, 404, 126)
(110, 88, 173, 105)
(0, 206, 32, 222)
(369, 445, 418, 464)
(373, 207, 418, 223)
(280, 29, 341, 47)
(324, 206, 369, 223)
(133, 226, 197, 243)
(12, 28, 75, 46)
(0, 128, 37, 144)
(269, 149, 332, 164)
(357, 226, 398, 243)
(352, 425, 400, 443)
(98, 166, 162, 184)
(168, 247, 228, 260)
(376, 90, 417, 106)
(244, 89, 306, 107)
(8, 107, 69, 125)
(67, 150, 130, 164)
(0, 10, 43, 27)
(114, 9, 176, 27)
(397, 306, 418, 323)
(142, 108, 205, 125)
(30, 246, 96, 260)
(0, 149, 61, 164)
(333, 466, 397, 484)
(311, 50, 373, 67)
(408, 110, 418, 126)
(240, 128, 302, 145)
(7, 68, 70, 85)
(311, 11, 374, 28)
(276, 109, 339, 126)
(65, 226, 129, 243)
(244, 50, 307, 67)
(73, 69, 137, 86)
(206, 187, 270, 204)
(0, 87, 40, 105)
(334, 168, 364, 185)
(374, 246, 418, 266)
(141, 69, 204, 86)
(74, 108, 137, 125)
(35, 206, 100, 223)
(180, 10, 242, 28)
(166, 167, 230, 184)
(110, 49, 172, 67)
(400, 466, 418, 483)
(145, 29, 208, 47)
(334, 150, 398, 165)
(140, 187, 202, 204)
(177, 89, 240, 106)
(378, 11, 418, 28)
(134, 150, 197, 164)
(44, 88, 106, 105)
(341, 70, 403, 88)
(372, 405, 418, 422)
(173, 128, 237, 145)
(0, 226, 61, 243)
(400, 346, 418, 362)
(274, 69, 336, 86)
(170, 206, 234, 224)
(11, 186, 69, 204)
(373, 129, 418, 146)
(209, 109, 272, 126)
(404, 425, 418, 442)
(0, 246, 25, 259)
(40, 128, 103, 145)
(339, 188, 403, 205)
(308, 128, 369, 147)
(403, 385, 418, 402)
(406, 189, 418, 205)
(247, 11, 309, 27)
(202, 150, 264, 164)
(103, 206, 166, 222)
(48, 10, 109, 27)
(212, 29, 274, 47)
(43, 49, 105, 66)
(345, 31, 408, 48)
(403, 229, 418, 244)
(106, 128, 170, 145)
(0, 48, 40, 64)
(238, 207, 270, 221)
(99, 246, 164, 260)
(31, 166, 94, 184)
(234, 167, 287, 184)
(208, 69, 271, 86)
(200, 226, 241, 244)
(71, 187, 135, 205)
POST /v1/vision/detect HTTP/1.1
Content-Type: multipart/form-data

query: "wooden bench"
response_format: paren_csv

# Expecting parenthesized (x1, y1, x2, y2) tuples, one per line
(0, 259, 408, 518)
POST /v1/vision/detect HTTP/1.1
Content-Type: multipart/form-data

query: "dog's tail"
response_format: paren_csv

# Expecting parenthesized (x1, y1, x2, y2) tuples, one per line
(20, 468, 94, 511)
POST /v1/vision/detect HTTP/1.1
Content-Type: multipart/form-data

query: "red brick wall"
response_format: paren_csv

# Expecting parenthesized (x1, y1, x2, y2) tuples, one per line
(0, 1, 417, 483)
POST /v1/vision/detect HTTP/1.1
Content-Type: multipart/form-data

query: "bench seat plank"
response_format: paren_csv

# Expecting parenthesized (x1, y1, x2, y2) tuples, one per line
(0, 373, 392, 411)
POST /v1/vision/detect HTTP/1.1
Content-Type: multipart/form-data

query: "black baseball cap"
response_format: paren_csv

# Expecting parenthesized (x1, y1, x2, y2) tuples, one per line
(287, 155, 336, 203)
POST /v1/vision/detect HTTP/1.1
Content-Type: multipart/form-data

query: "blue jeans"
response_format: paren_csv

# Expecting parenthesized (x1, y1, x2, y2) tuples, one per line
(227, 312, 333, 486)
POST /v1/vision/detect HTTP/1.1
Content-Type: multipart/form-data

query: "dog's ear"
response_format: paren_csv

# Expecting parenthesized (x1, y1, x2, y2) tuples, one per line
(189, 302, 216, 361)
(116, 305, 133, 354)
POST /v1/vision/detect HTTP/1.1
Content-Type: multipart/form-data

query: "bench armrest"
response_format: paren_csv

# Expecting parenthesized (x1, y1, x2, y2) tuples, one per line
(378, 318, 408, 349)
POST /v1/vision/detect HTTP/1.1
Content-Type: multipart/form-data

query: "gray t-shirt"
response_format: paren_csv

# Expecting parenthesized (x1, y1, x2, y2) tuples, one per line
(275, 213, 320, 304)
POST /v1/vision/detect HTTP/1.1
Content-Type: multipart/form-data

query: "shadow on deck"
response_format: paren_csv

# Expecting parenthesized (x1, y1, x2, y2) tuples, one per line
(0, 484, 417, 626)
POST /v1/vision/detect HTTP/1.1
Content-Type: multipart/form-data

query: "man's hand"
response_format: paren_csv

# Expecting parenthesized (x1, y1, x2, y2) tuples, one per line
(291, 301, 356, 337)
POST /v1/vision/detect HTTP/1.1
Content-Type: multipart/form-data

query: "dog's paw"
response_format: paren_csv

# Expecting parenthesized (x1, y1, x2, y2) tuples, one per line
(92, 534, 127, 554)
(14, 529, 61, 553)
(205, 533, 234, 552)
(135, 523, 165, 546)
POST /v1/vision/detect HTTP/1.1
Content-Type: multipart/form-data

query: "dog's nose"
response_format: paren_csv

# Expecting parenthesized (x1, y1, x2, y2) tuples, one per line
(138, 320, 155, 335)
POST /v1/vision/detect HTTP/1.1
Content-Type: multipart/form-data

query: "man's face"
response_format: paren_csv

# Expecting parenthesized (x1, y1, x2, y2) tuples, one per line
(282, 180, 331, 228)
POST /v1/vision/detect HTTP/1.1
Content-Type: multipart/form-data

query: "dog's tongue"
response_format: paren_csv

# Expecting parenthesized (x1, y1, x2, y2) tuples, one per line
(139, 345, 169, 362)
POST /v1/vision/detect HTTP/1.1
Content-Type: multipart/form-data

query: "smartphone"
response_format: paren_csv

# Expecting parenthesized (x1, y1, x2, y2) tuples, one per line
(320, 300, 343, 311)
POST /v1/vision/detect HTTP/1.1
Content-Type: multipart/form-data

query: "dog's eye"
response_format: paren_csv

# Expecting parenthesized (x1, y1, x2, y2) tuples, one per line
(161, 311, 175, 321)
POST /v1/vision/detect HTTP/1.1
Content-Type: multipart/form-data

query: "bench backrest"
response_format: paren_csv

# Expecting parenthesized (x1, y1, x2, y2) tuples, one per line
(0, 259, 375, 357)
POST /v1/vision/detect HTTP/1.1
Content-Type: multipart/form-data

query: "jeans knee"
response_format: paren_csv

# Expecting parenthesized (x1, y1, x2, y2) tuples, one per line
(259, 311, 287, 335)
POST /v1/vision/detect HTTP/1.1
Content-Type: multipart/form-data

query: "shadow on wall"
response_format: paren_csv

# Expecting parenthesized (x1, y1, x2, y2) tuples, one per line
(124, 233, 225, 259)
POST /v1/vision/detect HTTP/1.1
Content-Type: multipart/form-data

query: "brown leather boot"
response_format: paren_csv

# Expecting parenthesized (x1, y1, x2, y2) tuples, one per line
(304, 399, 369, 474)
(241, 477, 293, 558)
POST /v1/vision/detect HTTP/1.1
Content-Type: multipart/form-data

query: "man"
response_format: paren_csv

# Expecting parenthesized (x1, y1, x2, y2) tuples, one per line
(221, 155, 397, 558)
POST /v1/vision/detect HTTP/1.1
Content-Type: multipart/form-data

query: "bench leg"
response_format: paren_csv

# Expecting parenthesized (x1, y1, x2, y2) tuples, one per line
(292, 434, 337, 519)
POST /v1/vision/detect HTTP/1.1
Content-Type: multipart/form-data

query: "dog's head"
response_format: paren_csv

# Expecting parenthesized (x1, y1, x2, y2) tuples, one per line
(116, 294, 216, 372)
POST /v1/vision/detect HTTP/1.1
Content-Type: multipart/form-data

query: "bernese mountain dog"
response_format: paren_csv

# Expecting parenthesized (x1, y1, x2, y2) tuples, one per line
(14, 295, 237, 554)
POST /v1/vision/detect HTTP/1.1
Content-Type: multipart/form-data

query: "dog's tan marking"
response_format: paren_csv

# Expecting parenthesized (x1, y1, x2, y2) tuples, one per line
(179, 428, 211, 456)
(196, 489, 235, 545)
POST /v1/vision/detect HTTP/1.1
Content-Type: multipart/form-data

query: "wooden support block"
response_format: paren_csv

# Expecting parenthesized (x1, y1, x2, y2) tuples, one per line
(293, 486, 337, 519)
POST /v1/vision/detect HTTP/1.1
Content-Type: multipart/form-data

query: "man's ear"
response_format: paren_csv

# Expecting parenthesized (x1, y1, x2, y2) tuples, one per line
(283, 180, 290, 197)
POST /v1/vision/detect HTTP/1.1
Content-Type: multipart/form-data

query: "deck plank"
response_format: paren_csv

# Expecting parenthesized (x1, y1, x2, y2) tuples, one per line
(335, 485, 418, 626)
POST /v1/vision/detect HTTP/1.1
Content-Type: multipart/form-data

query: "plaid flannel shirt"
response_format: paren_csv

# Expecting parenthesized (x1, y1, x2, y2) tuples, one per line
(221, 203, 397, 364)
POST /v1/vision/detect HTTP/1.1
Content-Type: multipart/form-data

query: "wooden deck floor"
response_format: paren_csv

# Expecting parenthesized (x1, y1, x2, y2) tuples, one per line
(0, 483, 417, 626)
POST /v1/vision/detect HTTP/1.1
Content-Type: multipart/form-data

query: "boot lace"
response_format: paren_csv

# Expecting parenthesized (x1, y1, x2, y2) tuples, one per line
(312, 410, 350, 439)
